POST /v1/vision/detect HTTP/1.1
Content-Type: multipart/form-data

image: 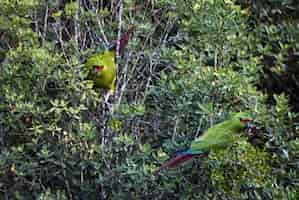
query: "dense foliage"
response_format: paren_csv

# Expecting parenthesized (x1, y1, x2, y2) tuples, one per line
(0, 0, 298, 199)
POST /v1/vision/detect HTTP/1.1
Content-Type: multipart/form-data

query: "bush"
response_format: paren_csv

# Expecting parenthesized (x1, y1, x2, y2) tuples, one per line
(0, 0, 298, 199)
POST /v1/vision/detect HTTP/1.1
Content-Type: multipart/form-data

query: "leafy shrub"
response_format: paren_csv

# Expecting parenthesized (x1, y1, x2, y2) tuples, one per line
(0, 0, 298, 199)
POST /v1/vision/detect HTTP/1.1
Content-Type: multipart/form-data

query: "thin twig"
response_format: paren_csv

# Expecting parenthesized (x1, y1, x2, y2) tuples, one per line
(89, 0, 109, 46)
(52, 23, 71, 66)
(74, 0, 80, 54)
(42, 0, 49, 45)
(115, 0, 123, 64)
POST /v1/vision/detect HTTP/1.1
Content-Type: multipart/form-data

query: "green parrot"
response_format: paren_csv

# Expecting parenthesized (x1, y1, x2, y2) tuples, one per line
(85, 51, 116, 92)
(153, 112, 253, 175)
(85, 27, 134, 93)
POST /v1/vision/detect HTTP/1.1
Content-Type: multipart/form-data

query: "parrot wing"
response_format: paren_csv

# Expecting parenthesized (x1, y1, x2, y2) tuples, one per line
(190, 130, 235, 153)
(190, 120, 238, 152)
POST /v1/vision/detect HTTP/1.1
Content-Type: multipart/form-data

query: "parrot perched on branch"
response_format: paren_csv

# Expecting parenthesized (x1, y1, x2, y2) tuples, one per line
(153, 112, 253, 175)
(85, 27, 134, 93)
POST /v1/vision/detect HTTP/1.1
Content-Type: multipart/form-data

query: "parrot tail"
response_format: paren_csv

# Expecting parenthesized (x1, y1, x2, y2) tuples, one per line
(118, 26, 135, 54)
(109, 26, 135, 54)
(153, 154, 193, 176)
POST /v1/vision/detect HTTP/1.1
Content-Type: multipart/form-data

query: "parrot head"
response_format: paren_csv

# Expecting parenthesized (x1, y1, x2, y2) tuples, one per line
(230, 112, 253, 132)
(85, 52, 112, 78)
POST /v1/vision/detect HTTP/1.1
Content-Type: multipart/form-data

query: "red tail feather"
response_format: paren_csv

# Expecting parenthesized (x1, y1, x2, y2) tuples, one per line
(153, 154, 193, 176)
(118, 26, 134, 54)
(110, 26, 135, 54)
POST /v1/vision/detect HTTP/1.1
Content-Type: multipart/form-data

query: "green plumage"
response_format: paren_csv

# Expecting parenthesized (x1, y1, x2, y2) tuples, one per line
(84, 27, 134, 93)
(189, 112, 251, 154)
(153, 112, 252, 175)
(85, 51, 116, 92)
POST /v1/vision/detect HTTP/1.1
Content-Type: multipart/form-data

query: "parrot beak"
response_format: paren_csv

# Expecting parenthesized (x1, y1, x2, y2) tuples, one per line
(244, 122, 253, 130)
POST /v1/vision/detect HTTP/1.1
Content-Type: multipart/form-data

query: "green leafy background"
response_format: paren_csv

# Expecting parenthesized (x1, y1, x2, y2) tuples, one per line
(0, 0, 298, 199)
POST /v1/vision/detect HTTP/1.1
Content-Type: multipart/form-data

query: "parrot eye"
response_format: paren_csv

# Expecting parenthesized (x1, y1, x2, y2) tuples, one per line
(93, 65, 104, 72)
